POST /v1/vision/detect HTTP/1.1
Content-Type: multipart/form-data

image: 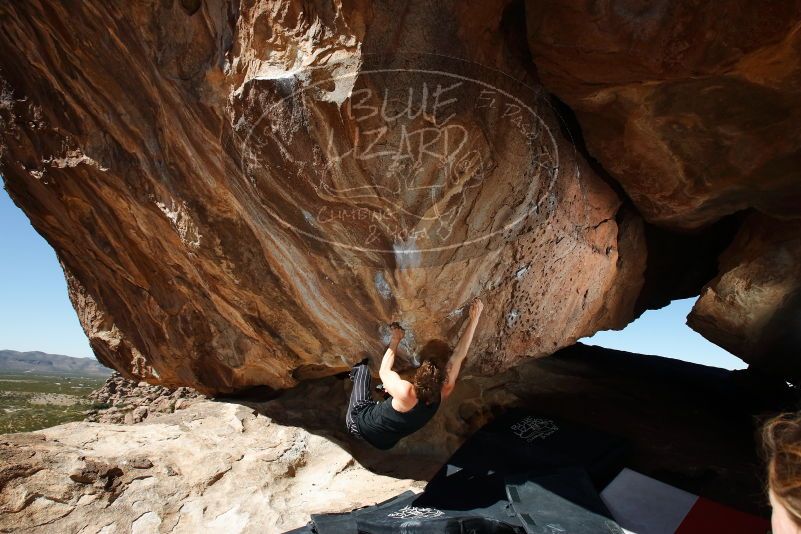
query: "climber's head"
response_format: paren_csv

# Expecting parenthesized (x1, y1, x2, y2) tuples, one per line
(413, 359, 444, 405)
(763, 412, 801, 533)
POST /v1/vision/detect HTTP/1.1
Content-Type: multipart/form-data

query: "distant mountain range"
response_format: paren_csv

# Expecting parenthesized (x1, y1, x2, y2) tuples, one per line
(0, 350, 111, 377)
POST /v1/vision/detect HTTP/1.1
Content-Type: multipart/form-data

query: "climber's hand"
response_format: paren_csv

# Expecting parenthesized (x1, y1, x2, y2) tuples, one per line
(390, 322, 405, 346)
(469, 298, 484, 321)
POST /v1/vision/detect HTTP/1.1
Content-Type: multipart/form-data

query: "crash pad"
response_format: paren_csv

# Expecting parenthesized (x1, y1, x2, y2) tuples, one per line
(505, 467, 624, 534)
(421, 409, 628, 511)
(600, 468, 770, 534)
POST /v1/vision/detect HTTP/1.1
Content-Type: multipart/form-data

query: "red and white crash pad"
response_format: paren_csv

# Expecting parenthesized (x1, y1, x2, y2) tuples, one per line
(600, 468, 770, 534)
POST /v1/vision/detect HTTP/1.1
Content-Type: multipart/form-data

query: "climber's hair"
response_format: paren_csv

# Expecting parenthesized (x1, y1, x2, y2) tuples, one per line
(413, 360, 444, 405)
(763, 412, 801, 526)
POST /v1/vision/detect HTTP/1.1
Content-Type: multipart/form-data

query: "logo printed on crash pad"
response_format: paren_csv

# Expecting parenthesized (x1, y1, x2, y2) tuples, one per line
(511, 416, 558, 442)
(388, 505, 445, 519)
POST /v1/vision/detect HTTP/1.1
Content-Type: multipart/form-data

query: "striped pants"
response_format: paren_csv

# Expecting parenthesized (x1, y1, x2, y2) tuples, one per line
(345, 362, 376, 438)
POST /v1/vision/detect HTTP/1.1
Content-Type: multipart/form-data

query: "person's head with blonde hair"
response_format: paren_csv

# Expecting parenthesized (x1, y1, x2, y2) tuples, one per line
(763, 412, 801, 533)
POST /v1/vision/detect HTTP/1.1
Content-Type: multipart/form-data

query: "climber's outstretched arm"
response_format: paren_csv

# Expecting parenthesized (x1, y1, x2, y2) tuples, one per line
(379, 324, 414, 400)
(442, 298, 483, 399)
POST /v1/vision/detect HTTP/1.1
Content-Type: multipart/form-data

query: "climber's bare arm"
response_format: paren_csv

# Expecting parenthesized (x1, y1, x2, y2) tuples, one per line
(379, 324, 415, 401)
(442, 298, 483, 400)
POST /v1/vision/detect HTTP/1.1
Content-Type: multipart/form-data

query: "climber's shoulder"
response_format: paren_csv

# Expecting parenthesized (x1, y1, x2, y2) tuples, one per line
(391, 382, 417, 412)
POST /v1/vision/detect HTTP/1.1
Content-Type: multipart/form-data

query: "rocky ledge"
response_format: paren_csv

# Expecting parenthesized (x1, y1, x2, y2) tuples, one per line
(0, 399, 424, 533)
(84, 372, 205, 425)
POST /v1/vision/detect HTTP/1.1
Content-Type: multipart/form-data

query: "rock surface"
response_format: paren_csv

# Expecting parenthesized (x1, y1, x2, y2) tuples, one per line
(689, 214, 801, 379)
(523, 0, 801, 377)
(0, 400, 425, 533)
(84, 372, 205, 424)
(526, 0, 801, 229)
(0, 0, 646, 393)
(0, 1, 800, 391)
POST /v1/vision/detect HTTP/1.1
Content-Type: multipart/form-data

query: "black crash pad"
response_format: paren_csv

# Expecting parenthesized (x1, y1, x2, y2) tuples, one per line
(354, 490, 522, 533)
(297, 410, 627, 533)
(505, 467, 624, 534)
(310, 490, 418, 533)
(418, 409, 628, 512)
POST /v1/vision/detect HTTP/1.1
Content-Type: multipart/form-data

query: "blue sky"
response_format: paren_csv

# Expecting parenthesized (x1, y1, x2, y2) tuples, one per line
(0, 184, 745, 369)
(1, 185, 93, 358)
(581, 299, 745, 370)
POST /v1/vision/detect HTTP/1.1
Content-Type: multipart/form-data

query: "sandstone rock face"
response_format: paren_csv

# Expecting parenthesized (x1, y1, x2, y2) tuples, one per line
(1, 0, 800, 389)
(526, 0, 801, 229)
(524, 0, 801, 377)
(689, 214, 801, 379)
(0, 0, 645, 393)
(0, 400, 425, 533)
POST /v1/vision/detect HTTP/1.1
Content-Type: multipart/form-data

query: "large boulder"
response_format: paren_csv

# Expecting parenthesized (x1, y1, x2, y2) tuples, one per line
(1, 0, 800, 389)
(0, 0, 644, 393)
(525, 0, 801, 229)
(525, 0, 801, 377)
(689, 214, 801, 379)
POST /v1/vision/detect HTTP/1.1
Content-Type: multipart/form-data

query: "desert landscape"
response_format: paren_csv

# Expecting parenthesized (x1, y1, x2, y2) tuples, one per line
(0, 351, 110, 433)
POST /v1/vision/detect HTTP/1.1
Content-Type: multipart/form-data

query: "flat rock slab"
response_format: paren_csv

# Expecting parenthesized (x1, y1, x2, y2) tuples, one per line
(0, 400, 424, 533)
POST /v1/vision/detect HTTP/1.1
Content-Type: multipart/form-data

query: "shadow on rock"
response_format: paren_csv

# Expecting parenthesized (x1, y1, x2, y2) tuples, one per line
(217, 343, 797, 517)
(215, 374, 449, 482)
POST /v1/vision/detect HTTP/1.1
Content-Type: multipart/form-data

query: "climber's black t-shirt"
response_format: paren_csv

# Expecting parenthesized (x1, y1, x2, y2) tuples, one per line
(356, 396, 440, 450)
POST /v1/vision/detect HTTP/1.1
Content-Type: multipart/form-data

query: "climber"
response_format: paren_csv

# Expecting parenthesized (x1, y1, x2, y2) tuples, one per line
(345, 297, 484, 450)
